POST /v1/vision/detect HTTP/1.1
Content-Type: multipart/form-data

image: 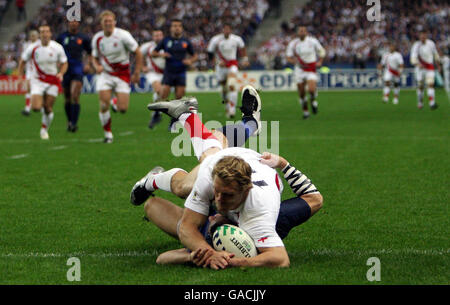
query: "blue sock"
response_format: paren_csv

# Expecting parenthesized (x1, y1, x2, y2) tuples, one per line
(220, 117, 257, 147)
(70, 104, 80, 126)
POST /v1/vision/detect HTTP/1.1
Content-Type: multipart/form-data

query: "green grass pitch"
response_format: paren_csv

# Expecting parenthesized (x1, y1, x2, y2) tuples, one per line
(0, 89, 448, 284)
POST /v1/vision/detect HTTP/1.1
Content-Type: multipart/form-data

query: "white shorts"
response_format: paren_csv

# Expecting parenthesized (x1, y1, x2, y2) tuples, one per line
(25, 69, 33, 81)
(30, 78, 59, 97)
(294, 67, 318, 84)
(383, 70, 401, 83)
(216, 65, 239, 83)
(415, 67, 435, 86)
(96, 72, 131, 94)
(145, 71, 163, 85)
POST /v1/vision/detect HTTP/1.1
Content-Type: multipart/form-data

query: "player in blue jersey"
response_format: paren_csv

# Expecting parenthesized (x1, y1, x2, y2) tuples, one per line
(56, 21, 92, 132)
(150, 19, 197, 130)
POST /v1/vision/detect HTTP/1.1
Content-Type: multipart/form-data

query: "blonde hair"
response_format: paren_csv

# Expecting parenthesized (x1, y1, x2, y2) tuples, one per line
(212, 156, 253, 192)
(99, 10, 116, 22)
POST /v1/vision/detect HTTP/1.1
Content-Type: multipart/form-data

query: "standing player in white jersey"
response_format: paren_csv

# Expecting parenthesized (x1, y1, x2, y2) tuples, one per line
(207, 24, 249, 118)
(410, 30, 440, 110)
(18, 25, 68, 140)
(21, 30, 40, 116)
(91, 10, 143, 143)
(378, 42, 404, 105)
(140, 29, 166, 129)
(286, 26, 326, 119)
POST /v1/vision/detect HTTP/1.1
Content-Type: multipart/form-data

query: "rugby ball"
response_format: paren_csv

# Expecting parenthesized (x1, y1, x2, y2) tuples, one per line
(212, 224, 257, 258)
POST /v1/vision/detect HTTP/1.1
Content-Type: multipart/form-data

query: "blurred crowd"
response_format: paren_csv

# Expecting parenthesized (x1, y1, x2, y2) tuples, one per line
(2, 0, 449, 74)
(0, 0, 269, 75)
(258, 0, 450, 69)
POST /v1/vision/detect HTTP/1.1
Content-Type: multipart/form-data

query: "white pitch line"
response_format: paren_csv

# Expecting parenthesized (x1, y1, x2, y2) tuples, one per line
(119, 131, 134, 136)
(87, 138, 104, 143)
(7, 154, 29, 160)
(49, 145, 67, 151)
(0, 250, 159, 258)
(1, 248, 448, 259)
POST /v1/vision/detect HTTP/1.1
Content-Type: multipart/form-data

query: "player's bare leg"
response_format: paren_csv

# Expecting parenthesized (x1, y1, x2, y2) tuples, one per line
(31, 94, 44, 112)
(115, 92, 130, 113)
(297, 82, 308, 119)
(427, 83, 438, 110)
(417, 81, 424, 109)
(226, 73, 238, 118)
(40, 94, 56, 140)
(148, 81, 164, 129)
(307, 79, 318, 114)
(392, 81, 400, 105)
(383, 81, 391, 103)
(22, 80, 31, 116)
(149, 84, 171, 129)
(219, 80, 227, 104)
(144, 196, 183, 238)
(98, 90, 113, 143)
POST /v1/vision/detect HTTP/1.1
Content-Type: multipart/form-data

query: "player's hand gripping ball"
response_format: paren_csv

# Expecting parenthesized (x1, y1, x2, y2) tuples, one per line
(212, 224, 257, 258)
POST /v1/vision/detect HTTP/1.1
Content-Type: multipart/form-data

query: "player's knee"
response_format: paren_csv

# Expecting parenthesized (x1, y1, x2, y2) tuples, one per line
(310, 193, 323, 214)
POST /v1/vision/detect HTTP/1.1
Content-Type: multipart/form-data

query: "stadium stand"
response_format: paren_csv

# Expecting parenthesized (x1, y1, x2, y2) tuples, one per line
(257, 0, 449, 69)
(0, 0, 11, 24)
(0, 0, 270, 74)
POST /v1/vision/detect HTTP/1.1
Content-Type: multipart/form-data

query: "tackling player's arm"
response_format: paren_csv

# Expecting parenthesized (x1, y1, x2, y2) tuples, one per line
(230, 246, 290, 268)
(260, 152, 323, 214)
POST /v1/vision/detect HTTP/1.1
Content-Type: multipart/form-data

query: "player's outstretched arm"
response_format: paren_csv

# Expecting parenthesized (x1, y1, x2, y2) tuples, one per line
(260, 152, 323, 215)
(229, 246, 290, 268)
(156, 248, 193, 265)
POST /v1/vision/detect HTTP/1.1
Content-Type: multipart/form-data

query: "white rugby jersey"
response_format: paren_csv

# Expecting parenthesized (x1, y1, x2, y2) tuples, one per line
(410, 39, 439, 69)
(184, 147, 285, 249)
(381, 51, 404, 75)
(91, 27, 139, 73)
(286, 36, 326, 71)
(21, 40, 67, 81)
(207, 33, 245, 66)
(140, 41, 165, 74)
(22, 40, 40, 74)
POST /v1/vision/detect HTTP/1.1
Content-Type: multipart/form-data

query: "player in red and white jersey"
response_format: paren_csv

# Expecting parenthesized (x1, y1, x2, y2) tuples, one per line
(140, 29, 166, 129)
(18, 25, 68, 140)
(286, 26, 326, 119)
(207, 24, 249, 118)
(410, 30, 440, 110)
(21, 30, 40, 116)
(378, 42, 404, 105)
(91, 10, 143, 143)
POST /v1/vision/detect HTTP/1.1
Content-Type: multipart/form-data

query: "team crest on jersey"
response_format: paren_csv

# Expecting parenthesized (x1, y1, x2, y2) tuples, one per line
(64, 37, 70, 45)
(182, 42, 188, 48)
(77, 38, 83, 45)
(167, 40, 173, 48)
(113, 42, 118, 48)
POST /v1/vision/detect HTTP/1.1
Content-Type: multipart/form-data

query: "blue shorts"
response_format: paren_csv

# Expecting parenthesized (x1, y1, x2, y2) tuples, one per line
(63, 72, 83, 88)
(162, 72, 186, 87)
(276, 196, 312, 239)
